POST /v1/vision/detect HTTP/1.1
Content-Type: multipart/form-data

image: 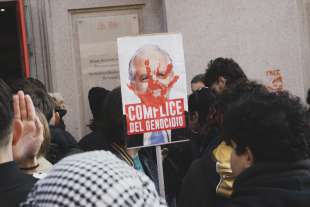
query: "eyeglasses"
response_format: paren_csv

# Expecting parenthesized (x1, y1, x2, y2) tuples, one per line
(55, 108, 67, 117)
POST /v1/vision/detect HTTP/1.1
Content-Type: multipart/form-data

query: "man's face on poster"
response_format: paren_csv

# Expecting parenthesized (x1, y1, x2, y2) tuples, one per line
(128, 46, 179, 107)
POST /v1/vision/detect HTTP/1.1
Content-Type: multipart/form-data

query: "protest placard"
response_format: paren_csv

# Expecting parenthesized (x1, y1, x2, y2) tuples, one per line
(265, 69, 284, 92)
(118, 33, 188, 148)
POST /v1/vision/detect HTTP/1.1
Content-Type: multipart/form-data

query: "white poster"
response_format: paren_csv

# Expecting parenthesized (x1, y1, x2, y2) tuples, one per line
(264, 69, 284, 92)
(118, 33, 189, 148)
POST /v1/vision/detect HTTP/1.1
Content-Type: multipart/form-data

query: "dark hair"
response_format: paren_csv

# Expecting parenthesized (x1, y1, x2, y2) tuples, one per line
(88, 87, 110, 131)
(101, 87, 126, 146)
(204, 57, 247, 87)
(102, 87, 143, 147)
(10, 79, 54, 122)
(10, 77, 47, 93)
(223, 85, 310, 163)
(191, 74, 205, 84)
(27, 77, 47, 92)
(217, 80, 267, 113)
(29, 89, 55, 122)
(188, 87, 216, 126)
(0, 79, 13, 145)
(10, 78, 34, 94)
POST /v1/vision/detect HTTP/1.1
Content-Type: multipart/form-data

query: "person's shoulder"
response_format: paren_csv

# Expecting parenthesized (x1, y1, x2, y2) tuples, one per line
(50, 126, 79, 145)
(79, 131, 103, 150)
(49, 126, 65, 139)
(182, 151, 219, 189)
(19, 173, 38, 186)
(194, 151, 216, 169)
(184, 155, 212, 179)
(187, 157, 205, 171)
(1, 174, 37, 207)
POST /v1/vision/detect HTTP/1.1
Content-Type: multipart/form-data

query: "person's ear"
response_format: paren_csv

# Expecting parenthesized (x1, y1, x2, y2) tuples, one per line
(218, 76, 226, 86)
(55, 112, 61, 126)
(216, 76, 227, 93)
(12, 119, 22, 145)
(244, 147, 254, 168)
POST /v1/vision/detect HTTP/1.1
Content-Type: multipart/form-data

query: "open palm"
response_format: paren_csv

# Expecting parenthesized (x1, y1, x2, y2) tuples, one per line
(12, 91, 43, 162)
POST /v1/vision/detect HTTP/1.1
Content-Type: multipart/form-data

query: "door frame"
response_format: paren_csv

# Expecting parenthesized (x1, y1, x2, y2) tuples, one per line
(0, 0, 30, 78)
(39, 0, 145, 138)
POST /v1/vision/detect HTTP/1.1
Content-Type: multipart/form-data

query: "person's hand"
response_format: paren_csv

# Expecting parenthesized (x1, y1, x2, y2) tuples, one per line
(12, 91, 44, 164)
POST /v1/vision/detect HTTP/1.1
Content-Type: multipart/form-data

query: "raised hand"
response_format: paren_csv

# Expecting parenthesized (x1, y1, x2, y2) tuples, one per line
(12, 91, 43, 164)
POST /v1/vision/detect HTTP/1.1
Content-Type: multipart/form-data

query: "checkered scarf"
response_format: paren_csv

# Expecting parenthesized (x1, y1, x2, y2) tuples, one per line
(21, 151, 166, 207)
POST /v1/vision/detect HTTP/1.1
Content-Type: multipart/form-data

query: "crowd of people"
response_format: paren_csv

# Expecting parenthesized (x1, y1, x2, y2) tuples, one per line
(0, 57, 310, 206)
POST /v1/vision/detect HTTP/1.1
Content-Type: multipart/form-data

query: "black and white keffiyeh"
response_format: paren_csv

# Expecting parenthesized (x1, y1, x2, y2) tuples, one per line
(22, 151, 166, 207)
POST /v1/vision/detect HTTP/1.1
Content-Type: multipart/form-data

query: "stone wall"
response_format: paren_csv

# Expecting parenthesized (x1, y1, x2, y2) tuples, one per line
(164, 0, 307, 99)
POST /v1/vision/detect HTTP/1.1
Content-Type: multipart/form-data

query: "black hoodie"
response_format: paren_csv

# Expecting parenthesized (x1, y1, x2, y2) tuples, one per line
(228, 160, 310, 207)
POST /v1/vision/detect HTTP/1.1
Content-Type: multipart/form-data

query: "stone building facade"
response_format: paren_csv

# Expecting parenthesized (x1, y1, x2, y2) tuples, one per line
(1, 0, 309, 139)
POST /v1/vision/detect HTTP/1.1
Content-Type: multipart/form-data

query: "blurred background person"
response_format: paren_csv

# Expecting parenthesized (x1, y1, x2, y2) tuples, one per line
(10, 78, 82, 164)
(79, 87, 110, 151)
(49, 93, 66, 130)
(222, 84, 310, 207)
(100, 87, 159, 193)
(187, 87, 216, 159)
(179, 58, 248, 207)
(190, 73, 206, 92)
(47, 92, 82, 164)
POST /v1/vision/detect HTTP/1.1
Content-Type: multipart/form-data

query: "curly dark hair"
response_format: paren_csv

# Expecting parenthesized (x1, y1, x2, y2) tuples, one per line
(217, 80, 267, 113)
(204, 57, 247, 87)
(188, 87, 216, 126)
(222, 85, 310, 163)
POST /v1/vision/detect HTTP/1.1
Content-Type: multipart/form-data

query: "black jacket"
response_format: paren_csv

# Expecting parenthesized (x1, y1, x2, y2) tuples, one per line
(47, 126, 83, 164)
(228, 160, 310, 207)
(79, 131, 107, 151)
(0, 161, 37, 207)
(178, 140, 229, 207)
